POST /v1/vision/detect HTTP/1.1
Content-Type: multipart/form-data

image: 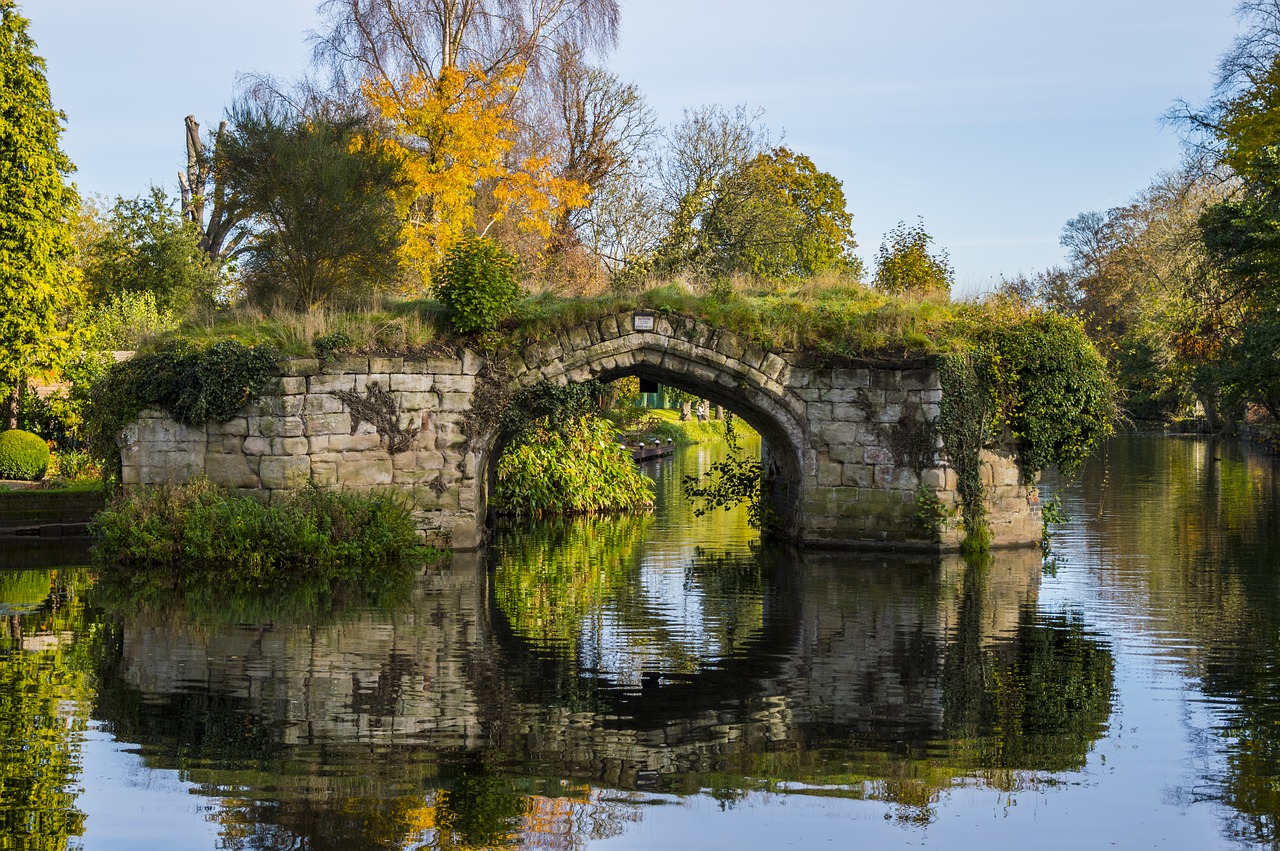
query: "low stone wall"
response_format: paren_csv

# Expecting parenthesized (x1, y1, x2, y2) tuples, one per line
(120, 353, 487, 548)
(117, 312, 1042, 551)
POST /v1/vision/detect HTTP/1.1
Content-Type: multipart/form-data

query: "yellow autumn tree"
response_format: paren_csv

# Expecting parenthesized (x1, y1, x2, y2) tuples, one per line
(364, 64, 588, 280)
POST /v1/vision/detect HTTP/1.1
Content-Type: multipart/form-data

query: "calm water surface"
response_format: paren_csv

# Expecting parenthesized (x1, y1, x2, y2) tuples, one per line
(2, 433, 1280, 849)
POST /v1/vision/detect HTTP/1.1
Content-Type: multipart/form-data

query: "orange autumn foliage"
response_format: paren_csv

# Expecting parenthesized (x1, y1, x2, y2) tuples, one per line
(364, 64, 588, 280)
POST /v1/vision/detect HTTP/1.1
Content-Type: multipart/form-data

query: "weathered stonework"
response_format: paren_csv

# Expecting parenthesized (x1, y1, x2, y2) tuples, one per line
(119, 312, 1042, 551)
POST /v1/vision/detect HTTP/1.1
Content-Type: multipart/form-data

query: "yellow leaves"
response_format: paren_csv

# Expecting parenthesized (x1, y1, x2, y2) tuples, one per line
(365, 64, 587, 278)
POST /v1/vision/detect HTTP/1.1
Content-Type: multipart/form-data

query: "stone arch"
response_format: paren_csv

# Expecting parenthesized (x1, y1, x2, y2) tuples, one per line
(476, 312, 812, 539)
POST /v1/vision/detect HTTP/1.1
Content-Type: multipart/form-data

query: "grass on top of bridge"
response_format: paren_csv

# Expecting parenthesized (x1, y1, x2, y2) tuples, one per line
(162, 276, 1038, 363)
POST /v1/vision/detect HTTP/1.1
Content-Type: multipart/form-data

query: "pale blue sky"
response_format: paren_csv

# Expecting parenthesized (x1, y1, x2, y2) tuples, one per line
(32, 0, 1240, 293)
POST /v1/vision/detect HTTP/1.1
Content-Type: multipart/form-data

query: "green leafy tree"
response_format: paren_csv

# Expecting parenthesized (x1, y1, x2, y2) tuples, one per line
(873, 219, 953, 298)
(700, 146, 862, 279)
(217, 103, 408, 309)
(0, 0, 79, 427)
(80, 187, 223, 313)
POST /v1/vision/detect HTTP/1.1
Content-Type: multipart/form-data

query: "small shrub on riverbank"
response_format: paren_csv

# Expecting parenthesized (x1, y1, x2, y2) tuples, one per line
(0, 429, 50, 480)
(92, 479, 430, 591)
(493, 415, 654, 516)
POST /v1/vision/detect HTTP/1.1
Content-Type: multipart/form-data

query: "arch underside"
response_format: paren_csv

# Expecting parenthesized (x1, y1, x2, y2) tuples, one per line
(486, 329, 814, 539)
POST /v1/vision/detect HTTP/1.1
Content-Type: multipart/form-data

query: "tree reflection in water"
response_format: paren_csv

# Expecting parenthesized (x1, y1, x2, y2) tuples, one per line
(5, 528, 1117, 849)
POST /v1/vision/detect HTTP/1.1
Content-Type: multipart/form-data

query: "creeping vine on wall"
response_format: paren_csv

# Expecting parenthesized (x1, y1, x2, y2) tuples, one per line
(334, 383, 419, 454)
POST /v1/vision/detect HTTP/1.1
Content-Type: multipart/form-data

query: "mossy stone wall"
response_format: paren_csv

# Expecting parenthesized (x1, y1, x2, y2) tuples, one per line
(118, 312, 1042, 551)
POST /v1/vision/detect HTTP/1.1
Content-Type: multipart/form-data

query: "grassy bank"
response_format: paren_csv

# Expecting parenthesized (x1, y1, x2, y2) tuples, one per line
(92, 479, 438, 594)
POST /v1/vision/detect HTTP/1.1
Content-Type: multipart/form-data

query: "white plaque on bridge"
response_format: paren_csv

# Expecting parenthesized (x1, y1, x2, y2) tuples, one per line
(633, 313, 656, 331)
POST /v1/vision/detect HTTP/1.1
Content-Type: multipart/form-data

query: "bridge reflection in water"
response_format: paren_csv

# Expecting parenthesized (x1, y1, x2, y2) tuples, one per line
(88, 526, 1113, 848)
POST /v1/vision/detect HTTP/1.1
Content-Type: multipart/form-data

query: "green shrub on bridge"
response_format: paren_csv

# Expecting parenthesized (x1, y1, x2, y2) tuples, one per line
(0, 429, 50, 481)
(434, 236, 521, 333)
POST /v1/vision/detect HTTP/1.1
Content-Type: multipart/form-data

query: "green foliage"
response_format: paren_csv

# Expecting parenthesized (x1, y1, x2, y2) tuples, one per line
(978, 312, 1117, 477)
(699, 146, 862, 279)
(220, 104, 408, 309)
(873, 219, 953, 298)
(312, 329, 353, 359)
(85, 339, 279, 474)
(0, 428, 49, 480)
(80, 188, 222, 314)
(681, 418, 772, 529)
(91, 479, 426, 592)
(493, 414, 654, 516)
(939, 311, 1115, 551)
(435, 235, 522, 333)
(937, 353, 993, 550)
(85, 290, 180, 350)
(0, 2, 79, 406)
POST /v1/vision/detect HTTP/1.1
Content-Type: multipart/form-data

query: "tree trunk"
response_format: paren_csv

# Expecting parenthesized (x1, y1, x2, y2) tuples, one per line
(4, 383, 19, 430)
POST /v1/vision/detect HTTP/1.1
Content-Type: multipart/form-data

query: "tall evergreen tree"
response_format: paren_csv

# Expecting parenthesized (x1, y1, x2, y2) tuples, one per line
(0, 0, 78, 427)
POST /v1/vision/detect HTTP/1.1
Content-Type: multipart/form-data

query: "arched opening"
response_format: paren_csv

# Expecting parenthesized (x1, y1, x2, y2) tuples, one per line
(476, 323, 811, 542)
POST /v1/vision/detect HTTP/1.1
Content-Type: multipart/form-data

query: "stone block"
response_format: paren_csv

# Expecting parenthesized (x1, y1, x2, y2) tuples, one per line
(259, 456, 311, 490)
(355, 374, 392, 393)
(426, 356, 463, 375)
(714, 332, 746, 361)
(831, 368, 870, 389)
(207, 417, 249, 436)
(864, 446, 895, 466)
(437, 391, 471, 411)
(279, 377, 307, 395)
(310, 459, 338, 486)
(433, 374, 476, 393)
(279, 395, 305, 416)
(304, 412, 352, 436)
(337, 458, 393, 487)
(920, 468, 946, 490)
(841, 463, 874, 487)
(817, 458, 843, 487)
(322, 355, 368, 375)
(832, 403, 869, 422)
(278, 358, 320, 377)
(308, 435, 330, 453)
(369, 357, 403, 374)
(390, 373, 433, 393)
(205, 452, 260, 489)
(242, 436, 271, 456)
(309, 373, 356, 394)
(303, 394, 345, 415)
(282, 436, 309, 455)
(329, 431, 382, 452)
(217, 435, 245, 453)
(873, 403, 903, 424)
(900, 369, 936, 390)
(462, 350, 485, 375)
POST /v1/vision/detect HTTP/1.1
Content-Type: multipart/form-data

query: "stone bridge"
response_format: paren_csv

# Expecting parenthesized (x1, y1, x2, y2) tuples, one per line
(120, 311, 1042, 550)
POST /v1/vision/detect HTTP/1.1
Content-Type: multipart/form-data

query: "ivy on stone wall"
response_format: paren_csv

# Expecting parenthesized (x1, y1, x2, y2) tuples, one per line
(86, 340, 280, 481)
(937, 312, 1115, 553)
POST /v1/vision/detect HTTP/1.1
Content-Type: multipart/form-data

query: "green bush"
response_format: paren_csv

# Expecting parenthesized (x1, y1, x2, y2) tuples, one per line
(493, 415, 654, 516)
(91, 479, 430, 592)
(0, 429, 50, 481)
(434, 236, 521, 333)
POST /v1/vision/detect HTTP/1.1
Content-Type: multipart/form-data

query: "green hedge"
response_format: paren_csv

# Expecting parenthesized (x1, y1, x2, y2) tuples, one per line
(0, 429, 50, 481)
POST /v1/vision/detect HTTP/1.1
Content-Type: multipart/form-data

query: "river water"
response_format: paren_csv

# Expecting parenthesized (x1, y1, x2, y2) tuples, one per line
(2, 433, 1279, 849)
